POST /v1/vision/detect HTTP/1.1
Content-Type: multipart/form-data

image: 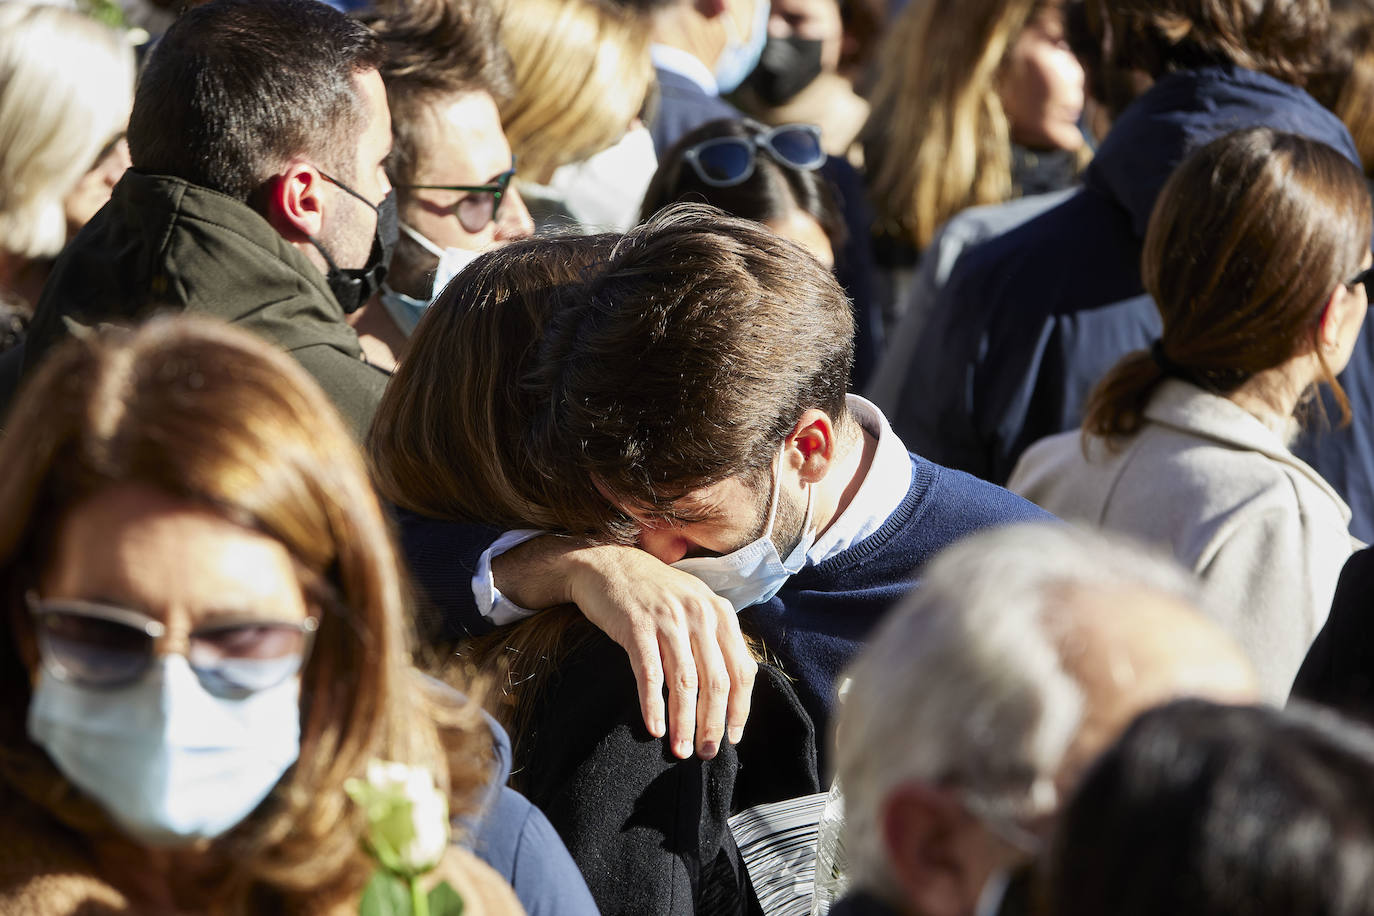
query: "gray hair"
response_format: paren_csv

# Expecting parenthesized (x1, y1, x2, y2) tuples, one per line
(836, 521, 1205, 899)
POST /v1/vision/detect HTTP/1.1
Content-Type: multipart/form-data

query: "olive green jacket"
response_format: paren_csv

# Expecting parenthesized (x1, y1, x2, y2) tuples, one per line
(24, 171, 388, 437)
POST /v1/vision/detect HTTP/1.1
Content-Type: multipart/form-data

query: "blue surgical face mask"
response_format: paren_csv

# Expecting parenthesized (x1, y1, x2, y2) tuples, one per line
(28, 654, 301, 845)
(671, 441, 815, 611)
(714, 0, 771, 94)
(380, 222, 483, 336)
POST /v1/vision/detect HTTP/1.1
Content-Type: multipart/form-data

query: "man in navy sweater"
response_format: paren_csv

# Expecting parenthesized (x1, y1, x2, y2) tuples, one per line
(397, 206, 1049, 761)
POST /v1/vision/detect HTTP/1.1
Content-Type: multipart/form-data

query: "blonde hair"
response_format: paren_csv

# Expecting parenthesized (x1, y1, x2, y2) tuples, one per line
(0, 317, 491, 912)
(862, 0, 1055, 250)
(495, 0, 652, 181)
(0, 5, 134, 259)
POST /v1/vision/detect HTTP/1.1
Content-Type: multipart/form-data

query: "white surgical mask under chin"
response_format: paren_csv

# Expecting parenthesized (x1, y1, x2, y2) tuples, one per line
(380, 222, 484, 336)
(27, 654, 301, 846)
(671, 442, 816, 612)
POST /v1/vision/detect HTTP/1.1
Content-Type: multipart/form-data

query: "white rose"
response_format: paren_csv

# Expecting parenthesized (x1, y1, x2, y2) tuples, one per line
(346, 759, 452, 876)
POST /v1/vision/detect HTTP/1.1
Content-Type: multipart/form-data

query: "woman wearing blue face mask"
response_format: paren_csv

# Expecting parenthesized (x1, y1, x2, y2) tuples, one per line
(0, 318, 526, 914)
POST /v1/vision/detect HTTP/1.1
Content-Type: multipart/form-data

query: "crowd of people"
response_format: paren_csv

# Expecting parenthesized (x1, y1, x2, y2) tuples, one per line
(6, 0, 1374, 913)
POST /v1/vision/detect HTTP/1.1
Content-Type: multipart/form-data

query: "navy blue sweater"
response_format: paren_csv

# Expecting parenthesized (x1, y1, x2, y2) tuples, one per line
(893, 65, 1374, 538)
(396, 453, 1050, 749)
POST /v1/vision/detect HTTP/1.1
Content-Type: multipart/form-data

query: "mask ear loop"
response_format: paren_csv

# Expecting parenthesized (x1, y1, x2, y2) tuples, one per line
(757, 441, 788, 541)
(400, 221, 445, 260)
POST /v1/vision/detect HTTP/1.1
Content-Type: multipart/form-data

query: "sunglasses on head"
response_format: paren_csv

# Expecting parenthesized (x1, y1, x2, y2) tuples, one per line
(27, 593, 318, 699)
(397, 155, 517, 234)
(681, 123, 826, 189)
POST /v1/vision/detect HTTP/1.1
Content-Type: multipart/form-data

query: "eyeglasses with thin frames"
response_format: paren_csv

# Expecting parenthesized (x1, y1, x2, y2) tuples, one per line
(397, 156, 517, 234)
(27, 593, 319, 699)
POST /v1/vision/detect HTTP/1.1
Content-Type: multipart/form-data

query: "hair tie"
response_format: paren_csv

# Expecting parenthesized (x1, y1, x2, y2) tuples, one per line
(1149, 339, 1189, 379)
(1149, 339, 1250, 394)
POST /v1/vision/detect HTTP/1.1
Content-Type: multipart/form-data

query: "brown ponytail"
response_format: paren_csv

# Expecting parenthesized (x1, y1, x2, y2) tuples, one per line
(1083, 127, 1371, 445)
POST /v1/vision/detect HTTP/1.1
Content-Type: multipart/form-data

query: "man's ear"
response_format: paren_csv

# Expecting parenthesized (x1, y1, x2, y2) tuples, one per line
(1318, 283, 1353, 356)
(694, 0, 727, 19)
(787, 409, 837, 484)
(882, 784, 980, 916)
(263, 160, 327, 243)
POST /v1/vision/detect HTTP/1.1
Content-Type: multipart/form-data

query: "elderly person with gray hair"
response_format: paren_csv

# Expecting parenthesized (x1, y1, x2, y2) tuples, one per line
(824, 522, 1259, 916)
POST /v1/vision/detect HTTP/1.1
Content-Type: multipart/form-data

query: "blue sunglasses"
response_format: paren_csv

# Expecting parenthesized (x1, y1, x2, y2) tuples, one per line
(681, 123, 826, 188)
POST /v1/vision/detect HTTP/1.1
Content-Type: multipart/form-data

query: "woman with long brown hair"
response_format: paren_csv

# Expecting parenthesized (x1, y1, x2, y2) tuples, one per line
(1009, 128, 1371, 701)
(0, 317, 521, 914)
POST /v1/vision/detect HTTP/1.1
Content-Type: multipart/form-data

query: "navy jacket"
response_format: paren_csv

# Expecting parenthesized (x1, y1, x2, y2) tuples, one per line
(649, 66, 740, 156)
(893, 66, 1374, 537)
(395, 453, 1050, 756)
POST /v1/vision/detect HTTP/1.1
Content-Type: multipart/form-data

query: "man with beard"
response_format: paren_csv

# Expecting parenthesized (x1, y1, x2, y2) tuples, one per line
(19, 0, 394, 436)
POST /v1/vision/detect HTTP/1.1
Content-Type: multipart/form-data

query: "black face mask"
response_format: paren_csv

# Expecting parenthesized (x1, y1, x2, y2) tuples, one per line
(310, 174, 398, 314)
(745, 36, 824, 107)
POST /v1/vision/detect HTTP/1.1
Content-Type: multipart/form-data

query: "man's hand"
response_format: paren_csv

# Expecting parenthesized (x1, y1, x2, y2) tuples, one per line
(492, 537, 758, 759)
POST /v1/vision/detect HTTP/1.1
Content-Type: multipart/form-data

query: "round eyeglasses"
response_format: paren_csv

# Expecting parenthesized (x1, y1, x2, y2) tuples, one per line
(397, 156, 517, 234)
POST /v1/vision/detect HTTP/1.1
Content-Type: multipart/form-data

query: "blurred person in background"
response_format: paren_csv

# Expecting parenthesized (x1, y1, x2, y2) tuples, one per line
(626, 0, 886, 385)
(496, 0, 657, 233)
(0, 5, 134, 351)
(638, 0, 769, 153)
(861, 0, 1087, 317)
(0, 318, 521, 914)
(16, 0, 396, 438)
(729, 0, 879, 158)
(1042, 700, 1374, 916)
(641, 119, 839, 265)
(1009, 129, 1370, 701)
(896, 0, 1374, 544)
(1310, 1, 1374, 194)
(640, 117, 885, 383)
(828, 523, 1257, 916)
(349, 0, 534, 370)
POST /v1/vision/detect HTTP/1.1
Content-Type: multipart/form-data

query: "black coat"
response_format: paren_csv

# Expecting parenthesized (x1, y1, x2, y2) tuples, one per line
(516, 630, 821, 916)
(1290, 546, 1374, 717)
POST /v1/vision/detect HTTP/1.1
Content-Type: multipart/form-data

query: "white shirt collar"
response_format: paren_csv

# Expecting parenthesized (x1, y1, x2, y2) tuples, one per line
(808, 395, 914, 563)
(650, 43, 719, 97)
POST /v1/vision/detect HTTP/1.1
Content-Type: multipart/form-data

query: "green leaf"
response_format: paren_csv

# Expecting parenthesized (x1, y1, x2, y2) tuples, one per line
(427, 881, 465, 916)
(360, 870, 412, 916)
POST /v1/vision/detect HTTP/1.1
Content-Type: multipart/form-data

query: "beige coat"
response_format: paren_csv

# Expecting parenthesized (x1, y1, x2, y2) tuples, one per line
(1009, 380, 1360, 701)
